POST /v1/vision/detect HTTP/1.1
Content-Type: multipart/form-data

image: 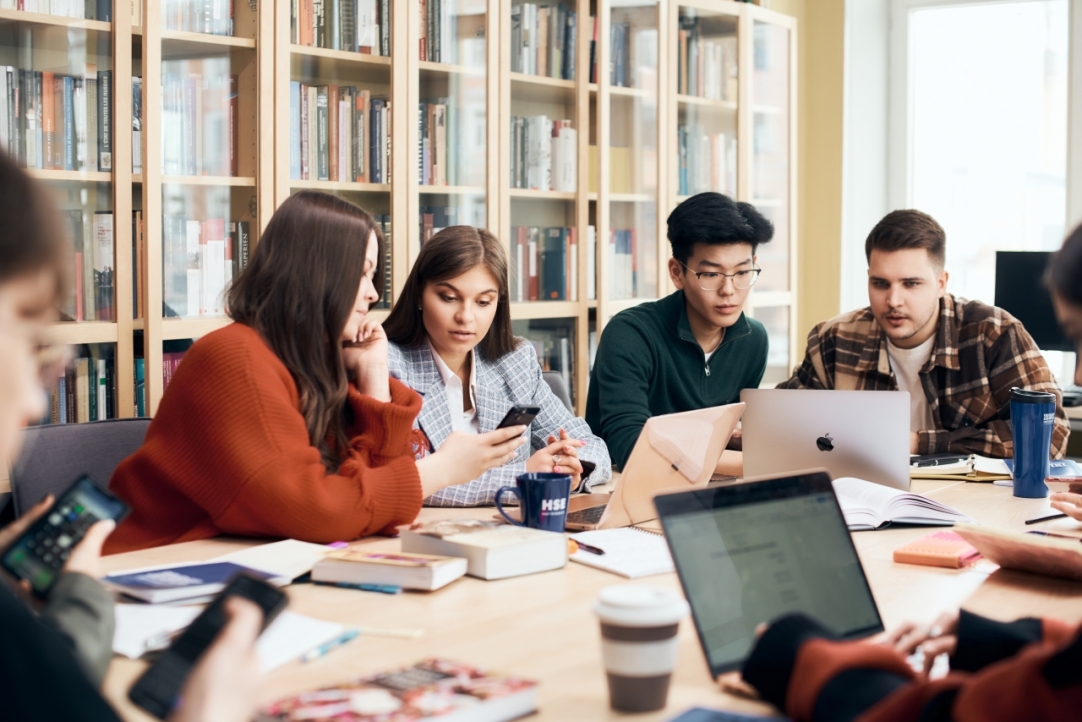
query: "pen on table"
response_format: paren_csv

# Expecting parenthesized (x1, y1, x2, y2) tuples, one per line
(313, 581, 402, 594)
(913, 456, 967, 468)
(1027, 530, 1082, 541)
(1024, 512, 1069, 525)
(574, 540, 606, 555)
(301, 628, 360, 663)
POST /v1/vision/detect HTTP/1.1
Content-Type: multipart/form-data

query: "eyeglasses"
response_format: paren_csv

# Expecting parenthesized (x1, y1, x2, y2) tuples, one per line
(679, 262, 762, 291)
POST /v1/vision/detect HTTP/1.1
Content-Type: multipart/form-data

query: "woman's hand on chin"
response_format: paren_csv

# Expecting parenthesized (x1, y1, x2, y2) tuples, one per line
(342, 317, 390, 402)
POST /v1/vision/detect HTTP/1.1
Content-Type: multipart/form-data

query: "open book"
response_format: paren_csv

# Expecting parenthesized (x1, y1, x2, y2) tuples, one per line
(833, 477, 974, 531)
(909, 454, 1011, 481)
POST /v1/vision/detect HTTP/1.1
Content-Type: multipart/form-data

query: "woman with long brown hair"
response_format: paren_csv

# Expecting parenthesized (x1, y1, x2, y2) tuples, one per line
(384, 225, 611, 506)
(105, 192, 523, 553)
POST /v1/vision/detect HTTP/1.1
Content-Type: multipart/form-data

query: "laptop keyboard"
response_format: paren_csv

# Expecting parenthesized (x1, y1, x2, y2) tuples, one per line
(566, 505, 606, 525)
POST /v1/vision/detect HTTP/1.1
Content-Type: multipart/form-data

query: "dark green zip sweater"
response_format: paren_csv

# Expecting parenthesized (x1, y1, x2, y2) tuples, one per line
(586, 290, 768, 468)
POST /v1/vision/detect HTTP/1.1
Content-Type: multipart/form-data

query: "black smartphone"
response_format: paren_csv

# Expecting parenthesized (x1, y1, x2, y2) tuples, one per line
(1, 474, 129, 597)
(128, 574, 288, 719)
(496, 405, 541, 429)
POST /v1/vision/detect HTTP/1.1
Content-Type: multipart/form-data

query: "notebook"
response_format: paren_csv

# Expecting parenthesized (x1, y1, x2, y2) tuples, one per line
(568, 527, 674, 578)
(909, 454, 1012, 481)
(892, 531, 981, 569)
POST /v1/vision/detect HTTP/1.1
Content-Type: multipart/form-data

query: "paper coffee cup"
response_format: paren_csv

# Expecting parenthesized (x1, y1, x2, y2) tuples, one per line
(594, 585, 689, 712)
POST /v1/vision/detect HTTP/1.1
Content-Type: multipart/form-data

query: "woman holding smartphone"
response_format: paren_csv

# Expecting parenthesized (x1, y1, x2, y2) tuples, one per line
(383, 225, 611, 506)
(0, 149, 264, 722)
(106, 193, 524, 553)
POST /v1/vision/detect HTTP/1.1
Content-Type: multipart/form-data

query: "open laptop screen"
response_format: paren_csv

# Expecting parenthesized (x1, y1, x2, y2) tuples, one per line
(654, 471, 883, 675)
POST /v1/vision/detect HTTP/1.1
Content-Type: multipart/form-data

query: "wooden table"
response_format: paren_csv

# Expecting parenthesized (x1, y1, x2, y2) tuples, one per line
(101, 480, 1082, 721)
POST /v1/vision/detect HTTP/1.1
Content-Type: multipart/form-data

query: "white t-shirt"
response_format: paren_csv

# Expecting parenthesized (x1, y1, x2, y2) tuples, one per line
(429, 341, 480, 435)
(886, 336, 937, 433)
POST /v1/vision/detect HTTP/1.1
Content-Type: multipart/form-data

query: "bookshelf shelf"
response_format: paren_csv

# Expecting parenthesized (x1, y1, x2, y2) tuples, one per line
(509, 189, 577, 200)
(609, 86, 651, 99)
(510, 301, 583, 320)
(0, 8, 111, 32)
(290, 180, 391, 193)
(418, 60, 485, 79)
(419, 185, 487, 196)
(753, 104, 784, 115)
(161, 30, 256, 50)
(161, 176, 258, 187)
(290, 45, 391, 66)
(677, 94, 737, 111)
(751, 197, 782, 207)
(43, 322, 120, 345)
(510, 73, 576, 105)
(609, 192, 654, 203)
(28, 169, 113, 183)
(161, 317, 232, 341)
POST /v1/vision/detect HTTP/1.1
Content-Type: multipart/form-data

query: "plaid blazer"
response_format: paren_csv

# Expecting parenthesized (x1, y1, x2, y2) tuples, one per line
(778, 294, 1070, 459)
(387, 340, 612, 506)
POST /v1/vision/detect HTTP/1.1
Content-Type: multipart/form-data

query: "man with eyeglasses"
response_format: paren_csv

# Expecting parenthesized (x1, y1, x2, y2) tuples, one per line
(586, 192, 773, 473)
(780, 209, 1069, 458)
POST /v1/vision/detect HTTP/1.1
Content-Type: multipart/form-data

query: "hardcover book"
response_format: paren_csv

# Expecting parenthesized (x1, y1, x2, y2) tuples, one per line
(400, 519, 567, 580)
(312, 549, 467, 591)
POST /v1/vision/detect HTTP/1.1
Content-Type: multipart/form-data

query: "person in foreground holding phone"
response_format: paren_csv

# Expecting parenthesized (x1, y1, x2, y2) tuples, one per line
(0, 148, 265, 722)
(733, 228, 1082, 721)
(383, 226, 611, 506)
(106, 193, 522, 552)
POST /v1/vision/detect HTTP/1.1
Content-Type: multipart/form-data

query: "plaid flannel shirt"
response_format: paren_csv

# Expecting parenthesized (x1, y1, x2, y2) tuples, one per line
(778, 294, 1070, 459)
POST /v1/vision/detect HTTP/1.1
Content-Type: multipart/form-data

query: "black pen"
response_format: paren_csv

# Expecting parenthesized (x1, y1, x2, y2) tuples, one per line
(1024, 512, 1068, 525)
(913, 456, 968, 468)
(1028, 530, 1082, 541)
(574, 541, 606, 555)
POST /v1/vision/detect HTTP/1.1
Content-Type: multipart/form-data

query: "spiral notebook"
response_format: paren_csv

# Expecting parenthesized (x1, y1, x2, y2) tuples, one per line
(569, 527, 674, 578)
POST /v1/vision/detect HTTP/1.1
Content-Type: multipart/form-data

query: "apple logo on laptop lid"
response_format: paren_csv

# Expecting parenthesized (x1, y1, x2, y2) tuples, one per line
(816, 433, 834, 452)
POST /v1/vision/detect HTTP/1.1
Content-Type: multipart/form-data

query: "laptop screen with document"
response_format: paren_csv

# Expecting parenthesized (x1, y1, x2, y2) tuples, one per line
(654, 471, 883, 675)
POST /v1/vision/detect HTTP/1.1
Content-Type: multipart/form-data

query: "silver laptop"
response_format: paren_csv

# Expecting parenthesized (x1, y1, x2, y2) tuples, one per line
(740, 389, 911, 490)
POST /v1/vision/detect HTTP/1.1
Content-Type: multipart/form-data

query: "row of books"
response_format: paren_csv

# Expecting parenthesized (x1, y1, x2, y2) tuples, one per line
(419, 205, 458, 246)
(0, 0, 111, 20)
(163, 0, 234, 35)
(373, 213, 392, 309)
(418, 0, 485, 65)
(609, 228, 640, 299)
(162, 216, 251, 319)
(677, 126, 736, 197)
(510, 115, 576, 192)
(290, 0, 391, 56)
(510, 3, 577, 80)
(46, 350, 116, 424)
(288, 83, 391, 184)
(161, 69, 238, 177)
(60, 211, 115, 322)
(418, 100, 456, 187)
(0, 67, 113, 172)
(509, 226, 578, 303)
(677, 20, 737, 101)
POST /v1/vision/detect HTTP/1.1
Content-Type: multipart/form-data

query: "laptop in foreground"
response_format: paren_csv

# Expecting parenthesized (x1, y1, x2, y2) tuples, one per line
(564, 403, 745, 531)
(741, 389, 911, 490)
(653, 469, 884, 675)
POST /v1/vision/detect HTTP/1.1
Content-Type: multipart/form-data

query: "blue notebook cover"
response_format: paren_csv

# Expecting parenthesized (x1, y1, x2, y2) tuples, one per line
(104, 561, 274, 590)
(1003, 459, 1082, 476)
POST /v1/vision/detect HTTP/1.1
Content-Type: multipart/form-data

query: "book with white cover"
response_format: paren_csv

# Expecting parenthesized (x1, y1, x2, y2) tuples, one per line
(833, 477, 974, 531)
(400, 519, 567, 580)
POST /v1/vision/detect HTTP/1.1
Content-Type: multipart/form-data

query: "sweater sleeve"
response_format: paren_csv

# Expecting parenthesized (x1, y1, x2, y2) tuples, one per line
(776, 323, 831, 390)
(211, 374, 424, 540)
(39, 572, 115, 687)
(589, 315, 657, 469)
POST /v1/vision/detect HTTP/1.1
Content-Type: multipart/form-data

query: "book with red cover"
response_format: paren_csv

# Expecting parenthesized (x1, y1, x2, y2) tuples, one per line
(893, 530, 980, 569)
(257, 658, 537, 722)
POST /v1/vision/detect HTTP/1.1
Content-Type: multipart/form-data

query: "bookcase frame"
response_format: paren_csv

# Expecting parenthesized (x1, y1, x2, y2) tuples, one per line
(27, 0, 796, 426)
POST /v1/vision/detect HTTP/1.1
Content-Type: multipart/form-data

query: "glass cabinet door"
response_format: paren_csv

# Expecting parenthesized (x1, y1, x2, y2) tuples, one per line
(415, 0, 488, 253)
(602, 0, 659, 306)
(747, 12, 794, 385)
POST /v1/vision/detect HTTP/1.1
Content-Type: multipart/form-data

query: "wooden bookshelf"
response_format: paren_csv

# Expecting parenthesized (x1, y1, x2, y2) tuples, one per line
(7, 0, 796, 427)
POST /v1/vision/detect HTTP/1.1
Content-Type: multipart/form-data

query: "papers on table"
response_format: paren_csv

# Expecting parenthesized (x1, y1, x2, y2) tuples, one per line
(113, 605, 345, 671)
(569, 528, 674, 578)
(213, 539, 334, 581)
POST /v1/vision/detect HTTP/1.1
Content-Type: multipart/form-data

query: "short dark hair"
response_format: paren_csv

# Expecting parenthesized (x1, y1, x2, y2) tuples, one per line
(1048, 222, 1082, 306)
(666, 193, 773, 264)
(384, 226, 518, 361)
(865, 209, 946, 268)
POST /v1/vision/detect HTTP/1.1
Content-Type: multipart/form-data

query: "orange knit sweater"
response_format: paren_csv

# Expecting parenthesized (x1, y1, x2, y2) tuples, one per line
(104, 323, 424, 554)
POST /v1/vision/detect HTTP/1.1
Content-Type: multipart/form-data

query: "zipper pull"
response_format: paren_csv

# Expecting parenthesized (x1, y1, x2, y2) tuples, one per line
(705, 363, 711, 377)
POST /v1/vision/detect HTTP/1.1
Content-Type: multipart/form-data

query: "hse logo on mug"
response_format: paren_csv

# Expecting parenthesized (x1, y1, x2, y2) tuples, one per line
(542, 497, 567, 512)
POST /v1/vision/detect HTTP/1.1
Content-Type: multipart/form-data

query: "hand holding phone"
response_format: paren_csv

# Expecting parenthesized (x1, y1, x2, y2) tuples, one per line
(1, 475, 128, 597)
(129, 575, 287, 719)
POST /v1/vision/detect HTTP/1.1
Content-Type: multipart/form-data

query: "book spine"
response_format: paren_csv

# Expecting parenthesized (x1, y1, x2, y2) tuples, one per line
(98, 70, 111, 170)
(131, 77, 142, 174)
(328, 84, 339, 180)
(289, 81, 301, 179)
(316, 86, 328, 180)
(379, 0, 389, 55)
(93, 211, 115, 321)
(300, 83, 309, 179)
(328, 0, 340, 50)
(62, 76, 74, 170)
(228, 75, 237, 176)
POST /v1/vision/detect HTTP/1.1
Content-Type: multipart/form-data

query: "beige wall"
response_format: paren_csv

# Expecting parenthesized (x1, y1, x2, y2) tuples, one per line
(763, 0, 846, 341)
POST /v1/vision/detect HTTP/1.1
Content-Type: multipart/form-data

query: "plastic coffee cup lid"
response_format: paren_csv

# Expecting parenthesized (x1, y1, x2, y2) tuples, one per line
(594, 585, 689, 627)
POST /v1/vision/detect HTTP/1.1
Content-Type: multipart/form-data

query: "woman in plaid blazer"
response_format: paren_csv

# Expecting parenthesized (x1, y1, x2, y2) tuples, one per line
(384, 226, 612, 507)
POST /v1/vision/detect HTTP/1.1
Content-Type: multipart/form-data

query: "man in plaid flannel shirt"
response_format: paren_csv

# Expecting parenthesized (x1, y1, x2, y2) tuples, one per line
(779, 209, 1069, 458)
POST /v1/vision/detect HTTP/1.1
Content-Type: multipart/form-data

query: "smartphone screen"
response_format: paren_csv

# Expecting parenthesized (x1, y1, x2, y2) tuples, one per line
(128, 575, 288, 719)
(497, 405, 541, 429)
(1, 475, 129, 597)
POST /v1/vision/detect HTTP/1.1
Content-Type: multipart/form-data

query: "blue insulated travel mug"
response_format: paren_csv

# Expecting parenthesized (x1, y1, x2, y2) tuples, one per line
(1010, 387, 1056, 499)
